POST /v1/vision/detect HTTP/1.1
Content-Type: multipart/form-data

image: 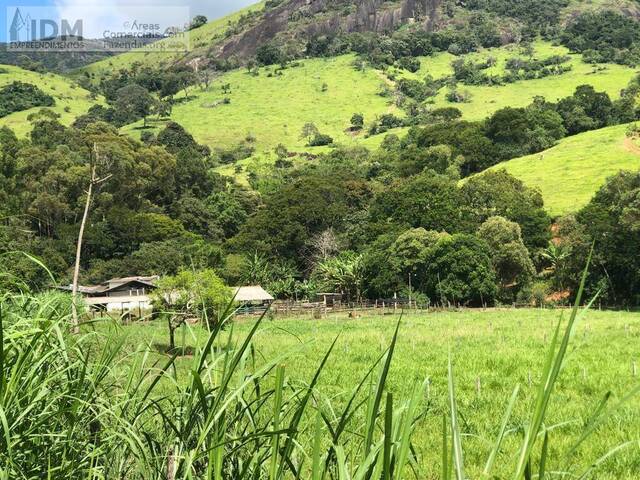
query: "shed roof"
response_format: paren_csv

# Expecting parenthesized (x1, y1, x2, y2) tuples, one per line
(233, 286, 274, 302)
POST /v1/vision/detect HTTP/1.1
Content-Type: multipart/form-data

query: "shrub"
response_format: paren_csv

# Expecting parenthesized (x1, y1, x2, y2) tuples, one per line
(309, 132, 334, 146)
(350, 113, 364, 131)
(396, 56, 421, 72)
(189, 14, 207, 30)
(446, 88, 472, 103)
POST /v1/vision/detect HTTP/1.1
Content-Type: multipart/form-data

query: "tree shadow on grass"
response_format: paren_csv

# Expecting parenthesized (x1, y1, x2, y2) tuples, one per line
(152, 343, 231, 357)
(152, 343, 198, 356)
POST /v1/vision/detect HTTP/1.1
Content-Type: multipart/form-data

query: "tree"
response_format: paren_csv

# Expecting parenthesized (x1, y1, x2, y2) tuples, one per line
(71, 144, 112, 332)
(576, 170, 640, 305)
(424, 234, 497, 306)
(189, 15, 208, 30)
(369, 172, 471, 234)
(197, 70, 214, 91)
(485, 104, 565, 159)
(151, 269, 230, 350)
(388, 228, 449, 294)
(461, 170, 551, 253)
(396, 144, 457, 177)
(540, 243, 572, 290)
(556, 85, 614, 134)
(231, 176, 353, 265)
(300, 122, 319, 143)
(114, 84, 154, 127)
(0, 81, 54, 118)
(160, 74, 181, 100)
(306, 228, 342, 267)
(477, 216, 535, 301)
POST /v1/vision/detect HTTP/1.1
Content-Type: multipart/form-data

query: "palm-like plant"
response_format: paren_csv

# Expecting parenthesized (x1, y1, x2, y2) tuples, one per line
(314, 252, 364, 302)
(541, 243, 572, 289)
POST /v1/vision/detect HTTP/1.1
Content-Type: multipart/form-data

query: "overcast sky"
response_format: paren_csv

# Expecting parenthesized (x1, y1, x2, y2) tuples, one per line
(2, 0, 259, 42)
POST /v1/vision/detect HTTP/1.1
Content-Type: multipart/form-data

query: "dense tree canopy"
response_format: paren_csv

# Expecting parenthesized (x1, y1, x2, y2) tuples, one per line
(575, 171, 640, 305)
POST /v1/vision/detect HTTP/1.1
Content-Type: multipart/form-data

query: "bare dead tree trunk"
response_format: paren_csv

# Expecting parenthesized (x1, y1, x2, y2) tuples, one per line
(71, 164, 96, 334)
(167, 447, 176, 480)
(71, 144, 112, 333)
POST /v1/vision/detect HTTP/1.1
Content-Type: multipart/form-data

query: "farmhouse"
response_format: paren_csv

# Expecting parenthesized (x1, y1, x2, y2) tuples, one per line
(233, 285, 274, 315)
(59, 276, 159, 312)
(233, 285, 274, 305)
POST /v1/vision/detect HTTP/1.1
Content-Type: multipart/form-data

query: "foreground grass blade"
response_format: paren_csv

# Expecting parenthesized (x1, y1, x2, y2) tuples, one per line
(514, 247, 594, 478)
(483, 385, 520, 476)
(448, 354, 465, 480)
(364, 320, 401, 458)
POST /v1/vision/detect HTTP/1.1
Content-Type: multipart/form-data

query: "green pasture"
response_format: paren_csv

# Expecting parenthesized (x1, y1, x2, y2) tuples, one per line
(490, 123, 640, 217)
(0, 64, 100, 136)
(401, 41, 638, 121)
(108, 307, 640, 479)
(122, 54, 399, 153)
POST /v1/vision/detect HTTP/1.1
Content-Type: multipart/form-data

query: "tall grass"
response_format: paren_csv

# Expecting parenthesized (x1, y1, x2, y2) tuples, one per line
(1, 258, 638, 478)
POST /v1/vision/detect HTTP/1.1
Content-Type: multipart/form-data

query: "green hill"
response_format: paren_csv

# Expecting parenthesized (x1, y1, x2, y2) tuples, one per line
(488, 123, 640, 217)
(0, 65, 100, 136)
(398, 42, 638, 121)
(122, 54, 399, 151)
(119, 41, 637, 160)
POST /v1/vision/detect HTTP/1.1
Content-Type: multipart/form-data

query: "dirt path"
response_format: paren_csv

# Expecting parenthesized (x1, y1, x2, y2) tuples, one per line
(622, 136, 640, 155)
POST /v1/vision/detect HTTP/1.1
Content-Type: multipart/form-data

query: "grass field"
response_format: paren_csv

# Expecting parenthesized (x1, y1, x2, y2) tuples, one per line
(107, 307, 640, 478)
(0, 64, 100, 137)
(399, 41, 639, 121)
(488, 123, 640, 217)
(122, 54, 399, 154)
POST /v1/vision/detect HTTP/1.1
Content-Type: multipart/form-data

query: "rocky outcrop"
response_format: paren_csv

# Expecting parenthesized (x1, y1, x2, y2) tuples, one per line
(220, 0, 441, 59)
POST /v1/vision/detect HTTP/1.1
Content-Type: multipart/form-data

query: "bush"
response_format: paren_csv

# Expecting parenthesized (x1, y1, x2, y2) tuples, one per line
(350, 113, 364, 131)
(446, 88, 472, 103)
(256, 42, 283, 66)
(309, 133, 334, 146)
(189, 14, 207, 30)
(396, 56, 421, 72)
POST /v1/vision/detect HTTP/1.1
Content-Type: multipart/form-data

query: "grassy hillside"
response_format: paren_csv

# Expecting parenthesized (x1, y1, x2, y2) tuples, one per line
(0, 65, 99, 136)
(119, 42, 636, 154)
(489, 123, 640, 217)
(398, 42, 639, 120)
(123, 54, 399, 152)
(77, 2, 265, 80)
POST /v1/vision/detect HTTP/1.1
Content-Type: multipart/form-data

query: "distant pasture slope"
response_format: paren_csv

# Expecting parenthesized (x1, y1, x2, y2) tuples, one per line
(398, 41, 639, 120)
(120, 42, 636, 157)
(0, 65, 99, 136)
(489, 123, 640, 217)
(122, 54, 400, 152)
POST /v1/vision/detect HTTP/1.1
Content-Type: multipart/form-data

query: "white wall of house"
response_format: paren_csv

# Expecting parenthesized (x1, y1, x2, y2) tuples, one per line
(85, 296, 152, 312)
